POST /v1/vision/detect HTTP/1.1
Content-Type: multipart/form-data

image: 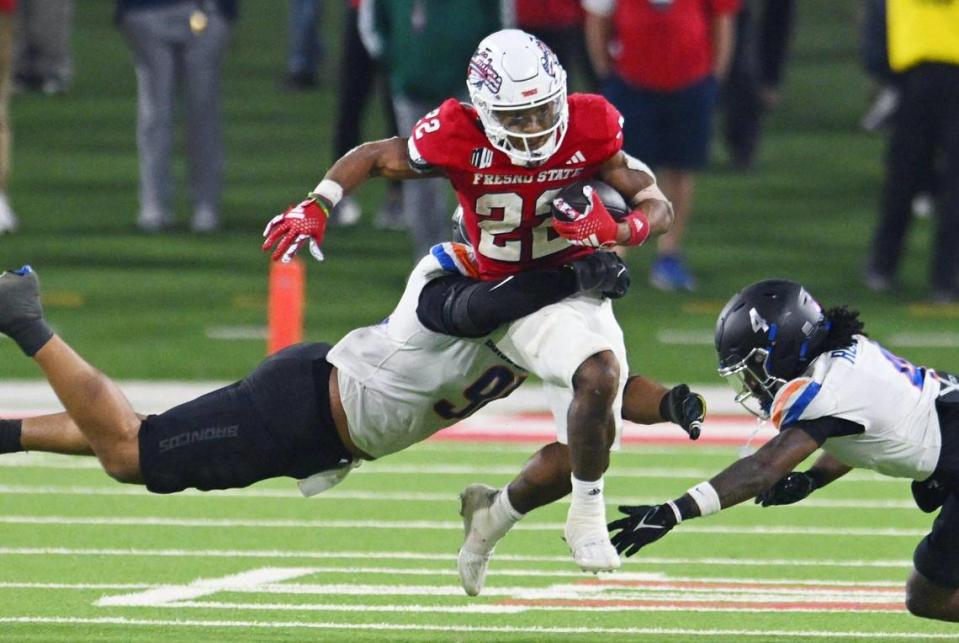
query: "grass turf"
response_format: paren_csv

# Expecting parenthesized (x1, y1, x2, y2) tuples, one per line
(0, 442, 953, 642)
(0, 0, 956, 382)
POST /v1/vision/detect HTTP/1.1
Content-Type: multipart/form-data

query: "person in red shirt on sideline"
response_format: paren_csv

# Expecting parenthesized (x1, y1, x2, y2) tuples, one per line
(261, 29, 702, 594)
(584, 0, 738, 291)
(514, 0, 597, 90)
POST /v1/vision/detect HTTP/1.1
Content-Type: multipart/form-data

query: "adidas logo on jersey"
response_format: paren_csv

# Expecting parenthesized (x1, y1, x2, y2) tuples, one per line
(471, 147, 494, 169)
(565, 150, 586, 165)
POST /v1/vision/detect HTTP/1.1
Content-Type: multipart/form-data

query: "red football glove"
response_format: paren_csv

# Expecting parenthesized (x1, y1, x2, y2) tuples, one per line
(262, 197, 331, 263)
(552, 185, 619, 248)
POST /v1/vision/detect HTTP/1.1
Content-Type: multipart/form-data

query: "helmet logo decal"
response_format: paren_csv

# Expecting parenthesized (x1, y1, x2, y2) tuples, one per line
(749, 307, 770, 333)
(468, 50, 502, 94)
(535, 39, 558, 78)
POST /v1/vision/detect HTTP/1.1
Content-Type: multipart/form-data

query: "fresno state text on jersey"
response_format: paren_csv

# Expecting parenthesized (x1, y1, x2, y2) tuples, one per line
(407, 94, 625, 280)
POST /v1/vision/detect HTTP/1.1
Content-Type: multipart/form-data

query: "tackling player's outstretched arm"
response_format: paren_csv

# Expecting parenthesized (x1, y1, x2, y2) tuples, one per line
(757, 450, 852, 507)
(417, 253, 630, 338)
(608, 426, 822, 556)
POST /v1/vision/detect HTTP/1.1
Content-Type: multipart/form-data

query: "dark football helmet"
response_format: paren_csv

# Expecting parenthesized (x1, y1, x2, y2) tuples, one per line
(714, 279, 830, 417)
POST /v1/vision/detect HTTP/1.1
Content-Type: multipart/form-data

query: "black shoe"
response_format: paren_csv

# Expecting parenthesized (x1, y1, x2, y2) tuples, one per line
(0, 266, 53, 356)
(912, 477, 949, 513)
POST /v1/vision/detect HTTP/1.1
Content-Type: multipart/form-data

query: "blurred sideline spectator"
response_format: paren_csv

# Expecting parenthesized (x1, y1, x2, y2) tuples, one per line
(755, 0, 793, 110)
(514, 0, 597, 91)
(360, 0, 505, 259)
(329, 0, 402, 230)
(859, 0, 936, 220)
(284, 0, 323, 91)
(0, 0, 15, 234)
(13, 0, 72, 95)
(721, 0, 795, 170)
(859, 0, 897, 132)
(116, 0, 236, 234)
(584, 0, 738, 292)
(865, 0, 959, 304)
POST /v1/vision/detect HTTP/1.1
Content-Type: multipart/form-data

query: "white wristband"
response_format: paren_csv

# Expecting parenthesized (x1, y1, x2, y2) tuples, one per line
(665, 500, 683, 524)
(310, 179, 344, 208)
(687, 481, 721, 517)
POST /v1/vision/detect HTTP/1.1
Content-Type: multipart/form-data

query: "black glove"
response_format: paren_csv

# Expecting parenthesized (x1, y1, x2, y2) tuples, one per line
(608, 504, 678, 557)
(660, 384, 706, 440)
(755, 471, 820, 507)
(565, 252, 631, 299)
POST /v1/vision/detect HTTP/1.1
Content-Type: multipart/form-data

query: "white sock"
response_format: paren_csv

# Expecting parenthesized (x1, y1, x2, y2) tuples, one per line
(569, 474, 606, 517)
(495, 487, 524, 522)
(467, 487, 522, 553)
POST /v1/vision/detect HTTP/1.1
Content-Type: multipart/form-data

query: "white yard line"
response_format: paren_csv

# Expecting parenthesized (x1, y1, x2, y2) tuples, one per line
(0, 616, 952, 638)
(0, 515, 928, 537)
(136, 600, 906, 615)
(0, 453, 897, 482)
(0, 546, 914, 567)
(0, 484, 919, 508)
(0, 574, 905, 588)
(97, 568, 317, 607)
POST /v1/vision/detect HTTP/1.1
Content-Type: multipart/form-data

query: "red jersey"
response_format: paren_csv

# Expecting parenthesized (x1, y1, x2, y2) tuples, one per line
(407, 94, 624, 280)
(516, 0, 584, 29)
(604, 0, 740, 91)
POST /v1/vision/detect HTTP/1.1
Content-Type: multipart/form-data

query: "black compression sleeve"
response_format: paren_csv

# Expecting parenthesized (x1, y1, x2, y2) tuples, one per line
(417, 269, 578, 338)
(789, 417, 865, 446)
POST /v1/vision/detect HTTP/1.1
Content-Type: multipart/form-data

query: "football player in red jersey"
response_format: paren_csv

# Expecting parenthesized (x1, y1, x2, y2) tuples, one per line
(263, 29, 682, 591)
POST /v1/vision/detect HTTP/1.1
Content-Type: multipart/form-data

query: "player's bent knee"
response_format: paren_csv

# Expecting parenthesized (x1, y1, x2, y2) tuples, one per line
(905, 570, 956, 620)
(573, 351, 621, 399)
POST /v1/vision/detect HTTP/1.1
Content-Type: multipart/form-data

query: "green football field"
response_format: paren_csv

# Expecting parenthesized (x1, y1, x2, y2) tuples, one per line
(1, 1, 958, 640)
(0, 440, 954, 642)
(0, 0, 956, 384)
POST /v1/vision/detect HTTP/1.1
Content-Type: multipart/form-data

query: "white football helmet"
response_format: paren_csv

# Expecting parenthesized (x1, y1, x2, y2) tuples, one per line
(466, 29, 568, 167)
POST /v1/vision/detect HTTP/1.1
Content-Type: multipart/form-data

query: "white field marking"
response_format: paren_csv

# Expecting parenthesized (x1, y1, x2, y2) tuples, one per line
(0, 546, 914, 568)
(888, 331, 959, 348)
(0, 453, 898, 482)
(0, 582, 152, 590)
(0, 617, 954, 639)
(96, 568, 316, 607)
(0, 484, 918, 509)
(221, 581, 903, 603)
(414, 442, 741, 455)
(177, 600, 529, 613)
(0, 515, 927, 537)
(205, 326, 267, 341)
(134, 600, 902, 615)
(0, 574, 904, 589)
(657, 330, 714, 345)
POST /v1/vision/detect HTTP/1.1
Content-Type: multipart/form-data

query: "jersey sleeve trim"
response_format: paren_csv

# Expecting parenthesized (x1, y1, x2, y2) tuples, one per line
(430, 242, 480, 278)
(771, 378, 822, 429)
(407, 137, 434, 173)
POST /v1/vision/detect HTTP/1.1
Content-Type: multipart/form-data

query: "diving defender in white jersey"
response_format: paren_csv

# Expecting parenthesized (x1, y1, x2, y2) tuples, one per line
(607, 279, 959, 622)
(0, 251, 703, 550)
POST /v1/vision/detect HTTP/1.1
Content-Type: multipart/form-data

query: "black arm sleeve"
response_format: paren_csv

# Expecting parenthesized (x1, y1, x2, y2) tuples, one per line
(788, 417, 865, 446)
(417, 269, 578, 338)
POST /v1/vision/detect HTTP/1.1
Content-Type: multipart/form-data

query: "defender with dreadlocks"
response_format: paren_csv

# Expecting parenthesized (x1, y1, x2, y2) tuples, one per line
(607, 279, 959, 622)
